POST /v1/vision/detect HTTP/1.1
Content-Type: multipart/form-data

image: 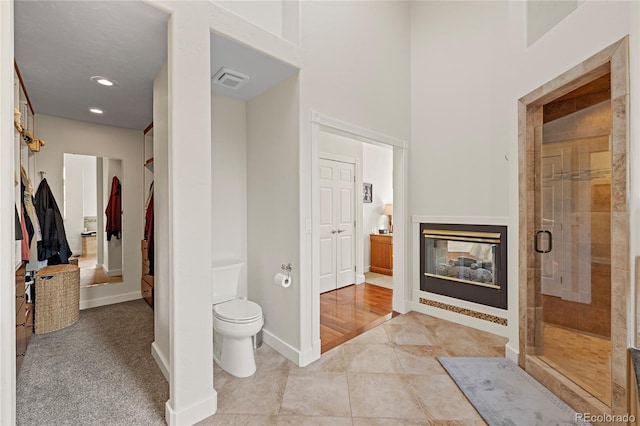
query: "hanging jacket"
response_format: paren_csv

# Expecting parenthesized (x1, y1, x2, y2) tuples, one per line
(34, 178, 72, 264)
(105, 176, 121, 241)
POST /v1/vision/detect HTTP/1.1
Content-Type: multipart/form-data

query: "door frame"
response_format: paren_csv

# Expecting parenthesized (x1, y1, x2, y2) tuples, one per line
(518, 37, 629, 416)
(318, 154, 359, 291)
(310, 111, 409, 360)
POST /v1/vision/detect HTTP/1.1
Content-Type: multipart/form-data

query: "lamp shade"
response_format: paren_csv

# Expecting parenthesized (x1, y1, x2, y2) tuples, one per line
(383, 204, 393, 215)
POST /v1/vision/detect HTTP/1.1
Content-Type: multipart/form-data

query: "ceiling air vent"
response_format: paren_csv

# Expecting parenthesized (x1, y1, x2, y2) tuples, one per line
(212, 67, 249, 90)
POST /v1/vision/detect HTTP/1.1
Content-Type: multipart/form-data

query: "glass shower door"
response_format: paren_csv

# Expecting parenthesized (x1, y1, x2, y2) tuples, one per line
(537, 133, 612, 406)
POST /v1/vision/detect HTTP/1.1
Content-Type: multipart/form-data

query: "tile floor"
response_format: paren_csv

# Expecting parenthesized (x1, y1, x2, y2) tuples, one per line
(199, 311, 508, 425)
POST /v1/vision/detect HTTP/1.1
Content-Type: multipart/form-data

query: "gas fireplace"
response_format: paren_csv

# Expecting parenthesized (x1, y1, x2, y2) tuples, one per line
(420, 223, 507, 309)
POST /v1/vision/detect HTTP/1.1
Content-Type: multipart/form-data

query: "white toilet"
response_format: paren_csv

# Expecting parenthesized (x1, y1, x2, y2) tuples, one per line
(212, 259, 263, 378)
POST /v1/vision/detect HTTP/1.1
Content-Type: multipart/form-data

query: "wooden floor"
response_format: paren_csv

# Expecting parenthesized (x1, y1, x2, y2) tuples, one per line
(320, 283, 393, 353)
(540, 323, 611, 406)
(78, 256, 123, 288)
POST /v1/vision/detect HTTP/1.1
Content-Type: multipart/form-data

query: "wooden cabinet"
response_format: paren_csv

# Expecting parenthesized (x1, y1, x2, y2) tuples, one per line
(370, 234, 393, 276)
(15, 262, 33, 374)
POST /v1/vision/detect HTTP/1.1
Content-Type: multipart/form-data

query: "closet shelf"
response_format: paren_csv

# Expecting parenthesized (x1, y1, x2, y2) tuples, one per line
(144, 157, 154, 172)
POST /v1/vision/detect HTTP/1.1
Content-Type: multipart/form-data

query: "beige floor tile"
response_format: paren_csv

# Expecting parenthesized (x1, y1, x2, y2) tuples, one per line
(343, 343, 404, 374)
(216, 371, 288, 415)
(292, 346, 346, 373)
(405, 374, 484, 422)
(352, 418, 426, 425)
(280, 372, 351, 417)
(197, 413, 278, 425)
(213, 364, 233, 391)
(344, 325, 390, 345)
(348, 373, 426, 420)
(277, 415, 353, 425)
(384, 322, 437, 346)
(255, 344, 295, 372)
(393, 345, 450, 375)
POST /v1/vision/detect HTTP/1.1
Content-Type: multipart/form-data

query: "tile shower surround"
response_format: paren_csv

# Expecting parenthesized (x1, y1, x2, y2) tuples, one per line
(518, 37, 630, 418)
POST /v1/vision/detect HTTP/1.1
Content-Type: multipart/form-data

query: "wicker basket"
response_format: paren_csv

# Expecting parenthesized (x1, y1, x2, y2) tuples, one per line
(35, 264, 80, 334)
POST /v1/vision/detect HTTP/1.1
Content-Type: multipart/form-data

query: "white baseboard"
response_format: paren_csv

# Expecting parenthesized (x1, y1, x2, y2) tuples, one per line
(356, 273, 365, 284)
(505, 342, 519, 362)
(298, 339, 321, 367)
(105, 268, 122, 277)
(364, 265, 370, 273)
(165, 391, 217, 426)
(151, 341, 170, 381)
(262, 328, 304, 366)
(79, 291, 140, 310)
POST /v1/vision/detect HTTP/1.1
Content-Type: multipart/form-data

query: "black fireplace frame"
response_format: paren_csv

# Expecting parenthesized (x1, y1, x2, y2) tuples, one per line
(419, 223, 507, 309)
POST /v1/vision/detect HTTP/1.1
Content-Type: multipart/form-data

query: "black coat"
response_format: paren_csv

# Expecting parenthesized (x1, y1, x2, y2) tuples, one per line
(34, 178, 72, 264)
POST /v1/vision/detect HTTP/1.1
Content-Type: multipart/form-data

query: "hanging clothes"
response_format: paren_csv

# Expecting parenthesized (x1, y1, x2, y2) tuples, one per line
(21, 165, 42, 243)
(15, 205, 23, 241)
(34, 178, 73, 264)
(105, 176, 122, 241)
(144, 183, 154, 276)
(20, 204, 30, 261)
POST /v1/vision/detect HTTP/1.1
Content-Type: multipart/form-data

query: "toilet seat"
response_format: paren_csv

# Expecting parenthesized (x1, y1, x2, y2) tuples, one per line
(214, 299, 262, 324)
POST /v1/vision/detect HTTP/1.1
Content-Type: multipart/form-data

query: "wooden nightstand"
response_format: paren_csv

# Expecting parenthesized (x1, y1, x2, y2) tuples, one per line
(370, 234, 393, 276)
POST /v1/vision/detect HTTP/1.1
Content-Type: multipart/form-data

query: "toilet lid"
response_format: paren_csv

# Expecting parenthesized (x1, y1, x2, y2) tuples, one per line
(214, 299, 262, 323)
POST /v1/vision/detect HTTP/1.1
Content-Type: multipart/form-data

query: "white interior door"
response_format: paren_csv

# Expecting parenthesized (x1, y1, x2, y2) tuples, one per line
(319, 158, 356, 293)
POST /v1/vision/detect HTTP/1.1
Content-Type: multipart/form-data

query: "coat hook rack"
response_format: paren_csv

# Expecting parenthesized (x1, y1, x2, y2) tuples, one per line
(38, 171, 46, 179)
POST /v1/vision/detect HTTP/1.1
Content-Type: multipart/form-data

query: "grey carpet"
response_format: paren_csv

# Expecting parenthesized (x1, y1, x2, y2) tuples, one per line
(438, 357, 591, 426)
(17, 299, 168, 425)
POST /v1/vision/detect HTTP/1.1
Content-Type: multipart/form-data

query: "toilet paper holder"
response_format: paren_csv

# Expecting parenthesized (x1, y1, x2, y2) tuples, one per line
(281, 263, 293, 279)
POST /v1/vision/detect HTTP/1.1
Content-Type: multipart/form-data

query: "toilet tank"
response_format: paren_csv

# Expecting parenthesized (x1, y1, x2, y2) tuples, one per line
(212, 259, 244, 304)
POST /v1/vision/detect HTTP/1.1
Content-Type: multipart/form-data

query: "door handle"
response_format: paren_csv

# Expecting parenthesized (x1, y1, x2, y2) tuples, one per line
(331, 229, 338, 234)
(337, 229, 345, 233)
(534, 230, 553, 253)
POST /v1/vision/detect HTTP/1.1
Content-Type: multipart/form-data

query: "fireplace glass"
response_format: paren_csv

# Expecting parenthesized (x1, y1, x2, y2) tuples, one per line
(423, 229, 501, 289)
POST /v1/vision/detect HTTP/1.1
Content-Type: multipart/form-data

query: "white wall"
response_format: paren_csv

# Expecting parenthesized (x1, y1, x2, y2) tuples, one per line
(247, 74, 300, 351)
(215, 1, 283, 38)
(35, 114, 143, 309)
(362, 143, 393, 268)
(212, 94, 248, 296)
(298, 0, 411, 362)
(151, 61, 170, 381)
(409, 0, 639, 356)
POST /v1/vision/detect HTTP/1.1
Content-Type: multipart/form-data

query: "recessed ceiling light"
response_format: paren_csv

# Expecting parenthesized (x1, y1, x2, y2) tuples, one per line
(89, 107, 104, 115)
(90, 76, 118, 87)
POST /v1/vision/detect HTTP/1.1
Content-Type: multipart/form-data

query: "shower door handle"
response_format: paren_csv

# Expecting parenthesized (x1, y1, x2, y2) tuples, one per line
(534, 230, 553, 253)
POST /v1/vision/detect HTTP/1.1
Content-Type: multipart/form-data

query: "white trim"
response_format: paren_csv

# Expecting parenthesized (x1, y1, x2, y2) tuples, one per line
(505, 342, 519, 363)
(79, 291, 141, 310)
(411, 215, 509, 226)
(262, 328, 303, 365)
(0, 2, 15, 424)
(356, 273, 365, 284)
(152, 341, 170, 381)
(165, 391, 217, 426)
(312, 111, 408, 149)
(104, 268, 122, 277)
(410, 300, 509, 338)
(299, 339, 321, 367)
(319, 152, 357, 165)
